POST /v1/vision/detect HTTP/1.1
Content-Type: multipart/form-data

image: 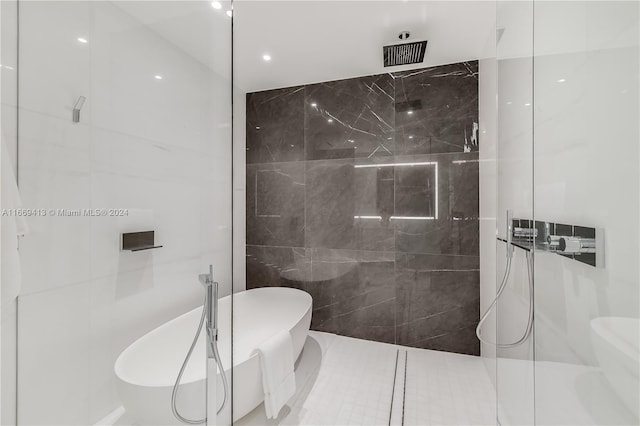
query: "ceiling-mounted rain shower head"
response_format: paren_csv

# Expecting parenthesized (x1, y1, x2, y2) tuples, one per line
(383, 31, 428, 67)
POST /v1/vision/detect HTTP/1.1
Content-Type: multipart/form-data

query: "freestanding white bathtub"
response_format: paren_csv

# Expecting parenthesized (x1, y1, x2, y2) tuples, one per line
(114, 287, 312, 425)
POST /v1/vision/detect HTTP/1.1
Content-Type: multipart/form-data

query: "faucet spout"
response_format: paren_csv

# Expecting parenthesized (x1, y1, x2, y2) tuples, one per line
(199, 264, 214, 287)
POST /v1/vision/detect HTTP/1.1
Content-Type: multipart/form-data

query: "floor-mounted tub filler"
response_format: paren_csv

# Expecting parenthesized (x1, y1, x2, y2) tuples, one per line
(114, 287, 313, 425)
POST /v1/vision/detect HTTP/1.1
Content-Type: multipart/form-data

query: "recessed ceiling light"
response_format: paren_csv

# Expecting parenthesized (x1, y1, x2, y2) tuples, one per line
(211, 1, 222, 9)
(327, 119, 333, 123)
(557, 78, 566, 83)
(256, 126, 261, 130)
(407, 110, 413, 114)
(226, 10, 232, 17)
(348, 139, 355, 143)
(524, 103, 531, 106)
(77, 37, 88, 44)
(154, 75, 163, 80)
(408, 135, 414, 139)
(262, 54, 272, 62)
(311, 102, 317, 107)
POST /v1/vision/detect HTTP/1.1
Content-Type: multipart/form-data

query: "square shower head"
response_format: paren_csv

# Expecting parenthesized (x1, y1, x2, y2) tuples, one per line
(383, 40, 428, 67)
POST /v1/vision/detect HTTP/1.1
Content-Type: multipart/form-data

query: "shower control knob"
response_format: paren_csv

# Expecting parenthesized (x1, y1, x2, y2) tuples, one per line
(558, 236, 596, 254)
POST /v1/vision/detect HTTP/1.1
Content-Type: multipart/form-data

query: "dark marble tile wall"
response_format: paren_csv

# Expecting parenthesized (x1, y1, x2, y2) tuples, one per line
(246, 86, 305, 164)
(394, 152, 480, 256)
(395, 63, 479, 156)
(246, 162, 305, 247)
(305, 74, 395, 161)
(396, 253, 480, 354)
(246, 61, 480, 356)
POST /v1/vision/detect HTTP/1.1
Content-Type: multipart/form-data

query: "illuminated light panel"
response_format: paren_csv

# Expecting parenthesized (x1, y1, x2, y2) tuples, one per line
(391, 216, 435, 220)
(354, 161, 438, 219)
(353, 215, 436, 221)
(452, 159, 480, 164)
(354, 161, 437, 168)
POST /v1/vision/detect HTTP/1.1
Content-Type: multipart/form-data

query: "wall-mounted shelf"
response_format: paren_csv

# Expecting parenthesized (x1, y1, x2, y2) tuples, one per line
(121, 231, 163, 252)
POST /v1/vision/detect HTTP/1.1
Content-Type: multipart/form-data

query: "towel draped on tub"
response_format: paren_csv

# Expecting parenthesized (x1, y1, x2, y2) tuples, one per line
(254, 330, 296, 419)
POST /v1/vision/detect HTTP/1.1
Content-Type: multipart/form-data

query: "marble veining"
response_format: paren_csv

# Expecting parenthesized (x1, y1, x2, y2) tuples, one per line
(246, 61, 480, 355)
(305, 74, 395, 161)
(246, 162, 305, 247)
(246, 86, 305, 164)
(394, 61, 479, 156)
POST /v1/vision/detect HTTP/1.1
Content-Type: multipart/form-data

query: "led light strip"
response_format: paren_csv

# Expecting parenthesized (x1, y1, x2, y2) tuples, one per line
(353, 161, 438, 220)
(353, 161, 437, 168)
(354, 216, 436, 220)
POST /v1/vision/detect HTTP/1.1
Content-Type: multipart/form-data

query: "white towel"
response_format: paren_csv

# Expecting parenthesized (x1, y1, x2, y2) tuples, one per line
(255, 330, 296, 419)
(1, 140, 28, 307)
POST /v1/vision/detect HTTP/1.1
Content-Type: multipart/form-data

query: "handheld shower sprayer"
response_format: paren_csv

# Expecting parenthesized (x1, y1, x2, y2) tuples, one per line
(200, 265, 217, 342)
(171, 265, 229, 424)
(476, 210, 534, 348)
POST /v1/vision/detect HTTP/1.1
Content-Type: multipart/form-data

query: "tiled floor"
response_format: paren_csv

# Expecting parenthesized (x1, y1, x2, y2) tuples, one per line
(238, 331, 496, 426)
(116, 331, 496, 426)
(403, 347, 496, 425)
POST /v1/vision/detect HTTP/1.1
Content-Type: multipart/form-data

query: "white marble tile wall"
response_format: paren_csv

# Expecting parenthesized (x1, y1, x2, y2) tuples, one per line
(15, 2, 232, 425)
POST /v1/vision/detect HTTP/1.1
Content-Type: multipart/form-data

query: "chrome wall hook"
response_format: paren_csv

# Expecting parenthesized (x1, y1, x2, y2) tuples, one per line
(72, 96, 86, 123)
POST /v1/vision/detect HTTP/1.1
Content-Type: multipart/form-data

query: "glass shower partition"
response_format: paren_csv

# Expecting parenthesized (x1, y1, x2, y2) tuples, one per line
(13, 1, 232, 425)
(496, 1, 640, 425)
(495, 1, 535, 425)
(532, 1, 639, 425)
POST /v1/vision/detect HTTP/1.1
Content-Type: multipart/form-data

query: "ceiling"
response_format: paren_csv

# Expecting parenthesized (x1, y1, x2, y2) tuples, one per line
(234, 1, 496, 92)
(116, 0, 496, 93)
(113, 1, 232, 79)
